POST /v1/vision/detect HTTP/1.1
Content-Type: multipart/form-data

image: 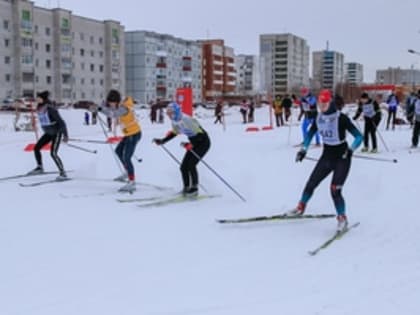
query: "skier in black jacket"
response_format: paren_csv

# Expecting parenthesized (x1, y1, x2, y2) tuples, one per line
(27, 91, 69, 180)
(353, 92, 382, 153)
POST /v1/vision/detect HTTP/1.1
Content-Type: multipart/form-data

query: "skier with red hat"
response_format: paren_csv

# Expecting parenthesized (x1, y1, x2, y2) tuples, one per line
(289, 90, 363, 232)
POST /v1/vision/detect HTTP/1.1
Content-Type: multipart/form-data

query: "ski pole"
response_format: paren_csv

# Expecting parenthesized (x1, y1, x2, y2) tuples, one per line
(189, 148, 246, 202)
(353, 154, 397, 163)
(66, 143, 97, 154)
(371, 120, 390, 152)
(97, 115, 126, 173)
(68, 138, 108, 144)
(159, 144, 207, 193)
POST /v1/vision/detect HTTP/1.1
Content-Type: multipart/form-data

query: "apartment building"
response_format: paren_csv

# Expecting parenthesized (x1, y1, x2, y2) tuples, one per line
(260, 33, 309, 96)
(0, 0, 125, 103)
(235, 54, 262, 96)
(376, 67, 420, 86)
(125, 30, 202, 104)
(200, 39, 236, 101)
(345, 62, 363, 85)
(312, 50, 344, 92)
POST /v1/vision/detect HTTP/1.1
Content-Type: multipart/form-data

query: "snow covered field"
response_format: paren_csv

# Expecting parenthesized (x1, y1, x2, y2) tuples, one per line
(0, 105, 419, 315)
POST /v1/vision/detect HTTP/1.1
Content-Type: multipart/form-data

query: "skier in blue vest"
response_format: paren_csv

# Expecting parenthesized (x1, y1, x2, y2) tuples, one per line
(299, 88, 320, 146)
(386, 91, 399, 130)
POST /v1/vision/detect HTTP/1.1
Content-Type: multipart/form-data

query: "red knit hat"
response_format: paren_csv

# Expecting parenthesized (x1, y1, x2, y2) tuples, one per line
(318, 89, 332, 103)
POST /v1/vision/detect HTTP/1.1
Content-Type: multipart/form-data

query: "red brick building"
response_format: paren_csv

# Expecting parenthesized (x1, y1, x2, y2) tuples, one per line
(199, 39, 236, 101)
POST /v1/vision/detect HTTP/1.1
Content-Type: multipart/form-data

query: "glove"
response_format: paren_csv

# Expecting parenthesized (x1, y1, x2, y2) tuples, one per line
(181, 142, 193, 151)
(295, 149, 306, 162)
(63, 135, 69, 143)
(153, 138, 164, 145)
(343, 148, 353, 159)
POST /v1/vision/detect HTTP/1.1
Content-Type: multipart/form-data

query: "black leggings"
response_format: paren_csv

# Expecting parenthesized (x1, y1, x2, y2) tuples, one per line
(386, 109, 396, 129)
(34, 132, 65, 173)
(364, 118, 379, 149)
(180, 135, 211, 188)
(301, 154, 351, 216)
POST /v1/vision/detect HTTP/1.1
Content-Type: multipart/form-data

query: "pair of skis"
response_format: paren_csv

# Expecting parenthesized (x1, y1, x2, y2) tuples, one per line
(118, 193, 220, 207)
(217, 211, 359, 256)
(0, 171, 72, 187)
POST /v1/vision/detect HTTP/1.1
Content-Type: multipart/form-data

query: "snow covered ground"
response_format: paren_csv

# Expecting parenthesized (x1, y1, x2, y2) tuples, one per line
(1, 105, 419, 315)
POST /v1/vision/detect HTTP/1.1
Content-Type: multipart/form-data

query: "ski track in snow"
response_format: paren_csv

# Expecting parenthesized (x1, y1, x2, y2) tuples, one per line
(0, 106, 419, 315)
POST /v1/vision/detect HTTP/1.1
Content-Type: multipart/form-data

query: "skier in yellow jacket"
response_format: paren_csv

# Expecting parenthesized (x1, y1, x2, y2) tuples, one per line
(99, 90, 141, 192)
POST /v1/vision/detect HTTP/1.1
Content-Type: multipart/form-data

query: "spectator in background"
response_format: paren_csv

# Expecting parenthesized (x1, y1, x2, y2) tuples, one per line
(84, 111, 90, 125)
(282, 94, 292, 122)
(150, 100, 157, 123)
(386, 91, 399, 130)
(214, 99, 224, 124)
(273, 95, 284, 127)
(248, 99, 255, 123)
(240, 99, 248, 123)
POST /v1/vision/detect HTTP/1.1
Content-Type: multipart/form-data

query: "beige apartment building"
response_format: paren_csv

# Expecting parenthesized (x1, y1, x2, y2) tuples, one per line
(0, 0, 125, 104)
(260, 33, 309, 96)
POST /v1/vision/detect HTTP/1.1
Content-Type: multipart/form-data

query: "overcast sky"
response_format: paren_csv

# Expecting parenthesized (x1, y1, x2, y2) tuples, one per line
(35, 0, 420, 82)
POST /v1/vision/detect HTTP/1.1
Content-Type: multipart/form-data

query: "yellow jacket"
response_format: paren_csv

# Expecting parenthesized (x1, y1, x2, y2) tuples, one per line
(274, 100, 283, 114)
(119, 96, 141, 136)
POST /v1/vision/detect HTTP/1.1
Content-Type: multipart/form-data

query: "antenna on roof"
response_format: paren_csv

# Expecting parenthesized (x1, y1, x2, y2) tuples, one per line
(326, 40, 329, 51)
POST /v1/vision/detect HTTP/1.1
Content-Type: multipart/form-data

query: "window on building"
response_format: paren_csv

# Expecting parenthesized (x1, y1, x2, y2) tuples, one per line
(21, 55, 33, 65)
(90, 36, 94, 44)
(62, 89, 71, 98)
(81, 62, 85, 70)
(35, 42, 38, 50)
(5, 74, 11, 82)
(90, 50, 94, 57)
(45, 27, 50, 36)
(61, 57, 72, 69)
(111, 28, 119, 45)
(81, 78, 85, 84)
(46, 60, 51, 68)
(4, 56, 10, 64)
(62, 74, 71, 84)
(21, 10, 32, 31)
(35, 59, 39, 67)
(99, 65, 104, 72)
(34, 25, 38, 33)
(91, 78, 95, 85)
(35, 75, 39, 83)
(81, 92, 85, 99)
(90, 64, 95, 72)
(99, 51, 103, 58)
(80, 33, 84, 41)
(45, 44, 50, 52)
(80, 49, 85, 56)
(3, 20, 9, 30)
(22, 72, 34, 82)
(46, 76, 51, 84)
(61, 18, 69, 29)
(21, 38, 33, 47)
(4, 38, 9, 47)
(99, 37, 103, 45)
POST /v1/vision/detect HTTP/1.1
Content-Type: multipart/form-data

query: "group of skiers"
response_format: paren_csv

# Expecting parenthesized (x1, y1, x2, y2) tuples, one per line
(24, 87, 419, 232)
(26, 89, 210, 196)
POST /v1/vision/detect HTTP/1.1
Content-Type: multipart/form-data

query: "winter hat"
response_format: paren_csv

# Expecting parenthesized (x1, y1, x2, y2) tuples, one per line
(36, 90, 49, 101)
(318, 89, 332, 103)
(106, 89, 121, 103)
(167, 102, 182, 121)
(360, 92, 369, 99)
(300, 87, 309, 96)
